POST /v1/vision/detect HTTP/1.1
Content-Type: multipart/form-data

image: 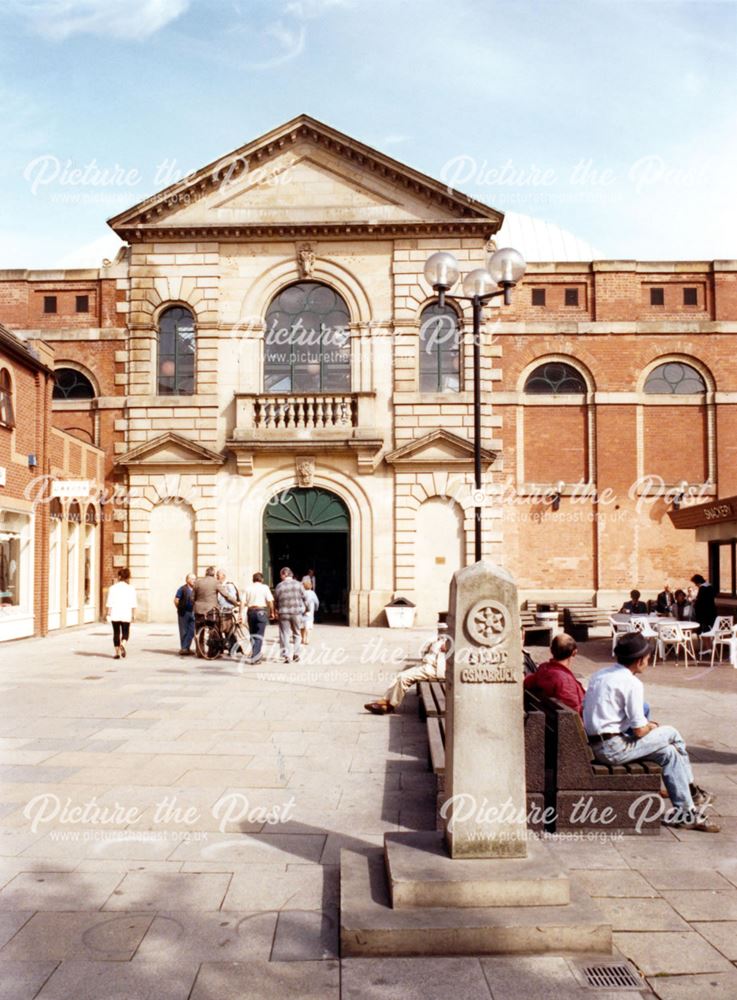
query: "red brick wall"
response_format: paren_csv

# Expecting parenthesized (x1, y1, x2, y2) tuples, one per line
(523, 405, 588, 483)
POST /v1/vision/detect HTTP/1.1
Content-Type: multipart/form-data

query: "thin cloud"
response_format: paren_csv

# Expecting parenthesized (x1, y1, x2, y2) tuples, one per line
(7, 0, 190, 41)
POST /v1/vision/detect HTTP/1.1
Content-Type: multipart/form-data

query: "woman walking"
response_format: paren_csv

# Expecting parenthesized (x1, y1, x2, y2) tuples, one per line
(301, 577, 319, 646)
(106, 568, 137, 659)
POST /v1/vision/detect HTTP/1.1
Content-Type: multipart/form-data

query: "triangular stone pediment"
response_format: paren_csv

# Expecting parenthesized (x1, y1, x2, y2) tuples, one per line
(108, 115, 503, 239)
(385, 429, 496, 466)
(115, 432, 225, 468)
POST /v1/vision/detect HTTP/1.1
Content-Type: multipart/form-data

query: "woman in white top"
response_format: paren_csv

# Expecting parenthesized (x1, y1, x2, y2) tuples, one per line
(300, 577, 320, 646)
(106, 568, 137, 659)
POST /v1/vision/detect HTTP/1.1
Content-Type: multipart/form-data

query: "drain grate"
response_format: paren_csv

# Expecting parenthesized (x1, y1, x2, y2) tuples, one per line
(582, 963, 642, 990)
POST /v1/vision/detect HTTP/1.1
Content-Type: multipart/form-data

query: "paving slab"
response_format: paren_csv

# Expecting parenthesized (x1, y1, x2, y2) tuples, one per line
(595, 898, 690, 932)
(271, 909, 339, 960)
(0, 871, 123, 911)
(34, 958, 200, 999)
(613, 930, 735, 975)
(0, 912, 32, 949)
(0, 911, 154, 961)
(0, 961, 59, 1000)
(133, 910, 277, 962)
(661, 889, 737, 921)
(189, 959, 340, 1000)
(222, 863, 338, 911)
(571, 869, 659, 897)
(692, 921, 737, 960)
(342, 957, 492, 1000)
(645, 971, 737, 999)
(638, 868, 733, 891)
(102, 871, 231, 910)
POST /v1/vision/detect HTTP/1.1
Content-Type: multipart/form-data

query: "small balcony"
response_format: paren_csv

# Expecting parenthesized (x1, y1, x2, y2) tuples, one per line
(228, 392, 384, 475)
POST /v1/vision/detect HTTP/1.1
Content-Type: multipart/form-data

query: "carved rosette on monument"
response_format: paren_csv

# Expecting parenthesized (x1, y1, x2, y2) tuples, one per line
(445, 561, 527, 859)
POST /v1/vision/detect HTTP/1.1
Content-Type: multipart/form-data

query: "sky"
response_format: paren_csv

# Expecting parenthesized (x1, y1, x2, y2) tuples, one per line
(0, 0, 735, 268)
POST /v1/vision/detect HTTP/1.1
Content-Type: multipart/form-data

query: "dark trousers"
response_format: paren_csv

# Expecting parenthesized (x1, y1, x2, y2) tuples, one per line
(247, 608, 268, 660)
(112, 621, 130, 647)
(178, 611, 195, 651)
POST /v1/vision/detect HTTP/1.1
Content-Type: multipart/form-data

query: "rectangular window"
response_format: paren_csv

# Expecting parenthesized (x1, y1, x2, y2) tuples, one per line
(711, 540, 737, 598)
(75, 294, 89, 313)
(564, 288, 579, 307)
(683, 287, 698, 306)
(650, 287, 664, 306)
(43, 295, 57, 314)
(531, 288, 546, 306)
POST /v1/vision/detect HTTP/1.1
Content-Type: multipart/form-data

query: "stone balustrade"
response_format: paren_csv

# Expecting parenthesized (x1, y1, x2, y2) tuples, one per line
(255, 393, 357, 430)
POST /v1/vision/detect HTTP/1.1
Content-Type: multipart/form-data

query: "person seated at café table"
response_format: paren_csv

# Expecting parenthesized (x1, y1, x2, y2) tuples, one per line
(619, 589, 648, 615)
(656, 583, 675, 616)
(523, 633, 585, 715)
(671, 588, 693, 621)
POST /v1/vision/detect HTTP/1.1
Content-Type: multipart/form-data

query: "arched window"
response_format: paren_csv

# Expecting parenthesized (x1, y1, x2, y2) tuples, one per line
(0, 368, 14, 427)
(524, 361, 587, 394)
(264, 282, 350, 393)
(419, 303, 460, 393)
(52, 367, 95, 400)
(158, 306, 195, 395)
(644, 362, 706, 394)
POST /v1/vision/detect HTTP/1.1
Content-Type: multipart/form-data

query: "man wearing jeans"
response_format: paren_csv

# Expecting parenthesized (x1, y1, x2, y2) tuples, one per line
(583, 631, 719, 832)
(274, 567, 307, 663)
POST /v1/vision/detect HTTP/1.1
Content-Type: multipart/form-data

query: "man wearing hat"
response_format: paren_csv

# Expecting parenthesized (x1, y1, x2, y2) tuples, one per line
(583, 631, 718, 832)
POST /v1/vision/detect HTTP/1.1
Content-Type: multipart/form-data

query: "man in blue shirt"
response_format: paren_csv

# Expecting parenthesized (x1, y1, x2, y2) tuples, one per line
(174, 573, 196, 656)
(583, 632, 718, 832)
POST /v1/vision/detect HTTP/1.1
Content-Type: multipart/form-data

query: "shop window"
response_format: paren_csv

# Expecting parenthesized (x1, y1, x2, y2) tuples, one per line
(53, 368, 95, 400)
(264, 282, 350, 393)
(157, 306, 196, 395)
(710, 541, 736, 599)
(0, 369, 14, 427)
(0, 511, 26, 606)
(418, 302, 460, 393)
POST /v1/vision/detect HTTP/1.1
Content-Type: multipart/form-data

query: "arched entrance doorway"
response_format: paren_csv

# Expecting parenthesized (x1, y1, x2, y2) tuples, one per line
(264, 487, 350, 624)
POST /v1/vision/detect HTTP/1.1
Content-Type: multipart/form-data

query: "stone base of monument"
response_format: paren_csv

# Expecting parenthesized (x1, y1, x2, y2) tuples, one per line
(340, 834, 612, 957)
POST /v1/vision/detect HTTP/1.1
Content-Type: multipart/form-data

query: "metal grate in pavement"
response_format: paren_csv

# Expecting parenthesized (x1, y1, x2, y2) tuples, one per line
(582, 963, 642, 989)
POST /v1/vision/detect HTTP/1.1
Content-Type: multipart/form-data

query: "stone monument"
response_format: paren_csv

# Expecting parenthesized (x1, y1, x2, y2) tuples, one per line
(444, 561, 527, 858)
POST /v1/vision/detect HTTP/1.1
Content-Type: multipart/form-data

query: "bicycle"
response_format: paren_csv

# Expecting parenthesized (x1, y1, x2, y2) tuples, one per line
(195, 609, 251, 661)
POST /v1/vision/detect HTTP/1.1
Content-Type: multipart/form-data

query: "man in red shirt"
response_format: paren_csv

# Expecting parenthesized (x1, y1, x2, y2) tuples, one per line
(524, 633, 585, 715)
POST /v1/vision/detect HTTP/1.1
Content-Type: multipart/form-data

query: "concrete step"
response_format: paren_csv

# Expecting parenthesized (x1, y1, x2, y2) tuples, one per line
(340, 849, 612, 957)
(385, 831, 570, 908)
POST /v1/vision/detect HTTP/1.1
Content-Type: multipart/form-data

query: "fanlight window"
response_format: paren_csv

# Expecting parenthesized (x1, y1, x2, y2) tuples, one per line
(52, 368, 95, 401)
(158, 306, 195, 395)
(524, 362, 587, 394)
(644, 362, 706, 395)
(419, 303, 460, 393)
(0, 368, 14, 426)
(264, 282, 351, 393)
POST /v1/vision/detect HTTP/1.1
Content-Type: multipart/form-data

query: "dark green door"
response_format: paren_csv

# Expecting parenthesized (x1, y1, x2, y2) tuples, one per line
(263, 488, 350, 624)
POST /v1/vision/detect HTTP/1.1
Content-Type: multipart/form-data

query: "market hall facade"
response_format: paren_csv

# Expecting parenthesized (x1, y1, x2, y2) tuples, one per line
(1, 115, 736, 629)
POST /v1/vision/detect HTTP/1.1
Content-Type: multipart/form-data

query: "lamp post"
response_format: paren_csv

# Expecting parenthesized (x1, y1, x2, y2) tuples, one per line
(424, 246, 527, 562)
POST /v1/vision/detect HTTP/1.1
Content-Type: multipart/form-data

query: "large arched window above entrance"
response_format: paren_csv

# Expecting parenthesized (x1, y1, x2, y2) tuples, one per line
(644, 361, 706, 395)
(264, 282, 351, 393)
(524, 361, 587, 394)
(52, 367, 95, 401)
(419, 302, 460, 393)
(157, 306, 196, 395)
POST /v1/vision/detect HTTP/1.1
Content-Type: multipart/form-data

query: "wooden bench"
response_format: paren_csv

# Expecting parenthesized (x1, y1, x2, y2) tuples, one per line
(418, 683, 547, 833)
(418, 680, 446, 720)
(562, 605, 614, 642)
(526, 692, 662, 835)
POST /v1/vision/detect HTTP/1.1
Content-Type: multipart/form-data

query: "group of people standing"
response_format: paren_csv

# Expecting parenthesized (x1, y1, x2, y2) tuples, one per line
(174, 565, 319, 663)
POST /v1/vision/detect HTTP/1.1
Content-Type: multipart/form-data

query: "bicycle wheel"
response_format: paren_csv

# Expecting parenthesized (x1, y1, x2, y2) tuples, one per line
(197, 624, 222, 660)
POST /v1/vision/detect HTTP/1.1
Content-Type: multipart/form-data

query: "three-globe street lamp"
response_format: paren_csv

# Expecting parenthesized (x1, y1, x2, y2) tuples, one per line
(424, 247, 527, 562)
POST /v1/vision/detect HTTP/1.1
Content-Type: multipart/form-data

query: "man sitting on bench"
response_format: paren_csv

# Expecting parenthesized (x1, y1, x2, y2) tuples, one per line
(364, 628, 448, 715)
(524, 633, 585, 714)
(583, 631, 718, 833)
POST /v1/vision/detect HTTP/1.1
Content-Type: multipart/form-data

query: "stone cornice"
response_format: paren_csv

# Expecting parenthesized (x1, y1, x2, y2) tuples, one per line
(114, 220, 497, 243)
